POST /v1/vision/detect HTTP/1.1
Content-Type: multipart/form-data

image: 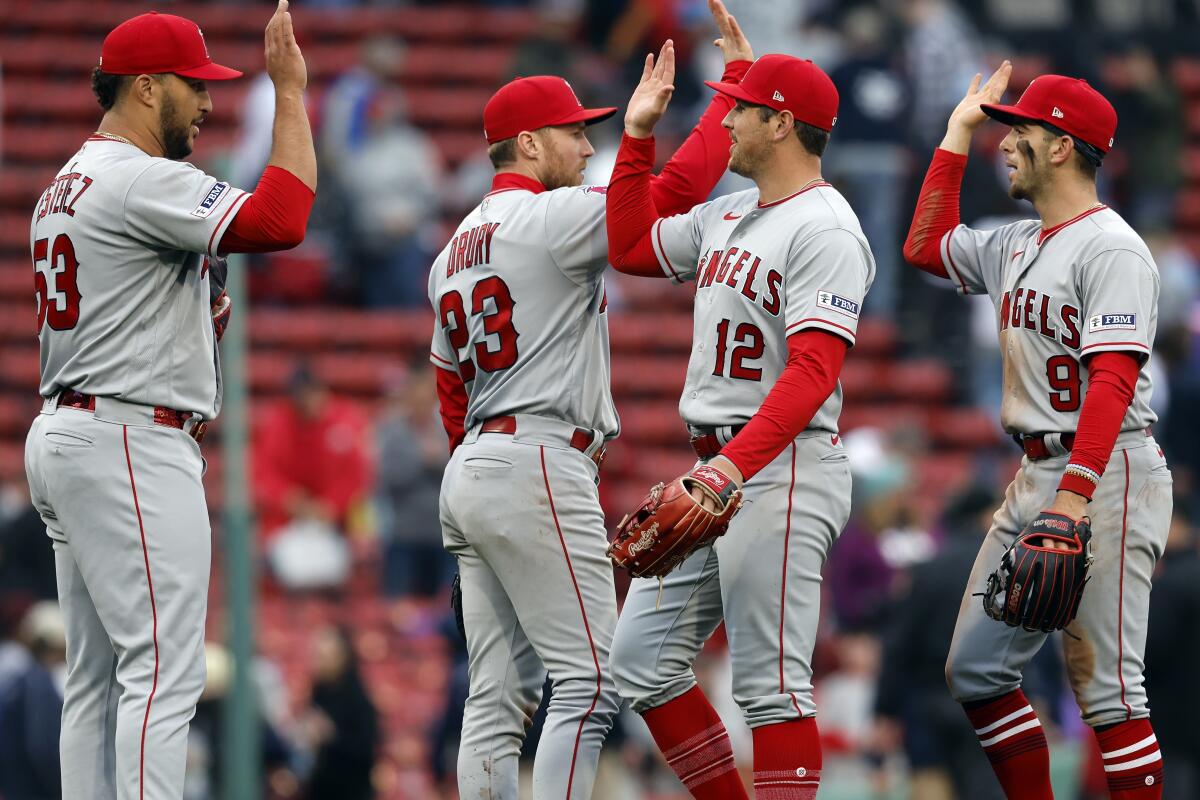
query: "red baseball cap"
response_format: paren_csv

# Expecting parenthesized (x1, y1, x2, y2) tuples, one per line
(982, 74, 1117, 154)
(704, 54, 839, 132)
(483, 76, 617, 144)
(100, 12, 242, 81)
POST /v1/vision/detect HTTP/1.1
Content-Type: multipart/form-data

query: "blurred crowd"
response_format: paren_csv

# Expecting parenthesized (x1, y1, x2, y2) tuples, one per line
(3, 0, 1200, 797)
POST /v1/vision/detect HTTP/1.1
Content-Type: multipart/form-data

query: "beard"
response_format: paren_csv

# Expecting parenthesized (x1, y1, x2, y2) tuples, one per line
(159, 93, 193, 160)
(535, 133, 584, 189)
(1009, 140, 1047, 202)
(728, 138, 764, 179)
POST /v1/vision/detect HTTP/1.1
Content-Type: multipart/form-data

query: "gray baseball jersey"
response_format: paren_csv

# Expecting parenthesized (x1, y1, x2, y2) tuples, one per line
(940, 205, 1158, 435)
(31, 134, 249, 419)
(648, 182, 875, 430)
(428, 182, 617, 437)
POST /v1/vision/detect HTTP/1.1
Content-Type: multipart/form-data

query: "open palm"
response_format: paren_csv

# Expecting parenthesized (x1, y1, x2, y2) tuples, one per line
(624, 40, 676, 138)
(948, 60, 1012, 132)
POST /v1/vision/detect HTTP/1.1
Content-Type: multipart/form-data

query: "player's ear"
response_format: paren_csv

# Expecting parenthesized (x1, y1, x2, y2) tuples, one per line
(773, 110, 796, 144)
(1049, 133, 1074, 167)
(515, 130, 541, 162)
(129, 73, 164, 110)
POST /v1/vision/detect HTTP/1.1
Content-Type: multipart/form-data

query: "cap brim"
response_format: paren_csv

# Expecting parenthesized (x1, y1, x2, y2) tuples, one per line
(554, 106, 618, 128)
(704, 80, 761, 106)
(175, 62, 243, 81)
(980, 103, 1043, 127)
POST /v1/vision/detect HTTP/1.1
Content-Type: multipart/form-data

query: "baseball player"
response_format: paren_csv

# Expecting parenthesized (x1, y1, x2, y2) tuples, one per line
(429, 4, 753, 797)
(605, 54, 875, 799)
(23, 4, 315, 798)
(902, 62, 1172, 799)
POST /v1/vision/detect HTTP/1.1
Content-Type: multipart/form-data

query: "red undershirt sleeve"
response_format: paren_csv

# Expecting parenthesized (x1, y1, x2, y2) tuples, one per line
(719, 329, 849, 480)
(606, 133, 664, 276)
(217, 166, 315, 254)
(1058, 351, 1141, 500)
(435, 366, 469, 454)
(902, 148, 968, 278)
(647, 60, 749, 216)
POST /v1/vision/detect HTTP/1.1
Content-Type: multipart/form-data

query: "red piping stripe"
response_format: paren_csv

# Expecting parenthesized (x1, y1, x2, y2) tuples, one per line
(757, 181, 831, 208)
(942, 230, 969, 293)
(779, 442, 802, 714)
(206, 190, 249, 256)
(124, 426, 160, 800)
(654, 220, 681, 281)
(539, 446, 602, 797)
(1117, 450, 1132, 719)
(430, 351, 455, 367)
(785, 317, 856, 339)
(1080, 341, 1150, 353)
(1037, 205, 1107, 246)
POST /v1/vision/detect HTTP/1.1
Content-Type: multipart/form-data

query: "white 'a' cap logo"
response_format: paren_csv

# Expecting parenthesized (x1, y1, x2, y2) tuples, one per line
(1052, 106, 1065, 118)
(772, 90, 785, 102)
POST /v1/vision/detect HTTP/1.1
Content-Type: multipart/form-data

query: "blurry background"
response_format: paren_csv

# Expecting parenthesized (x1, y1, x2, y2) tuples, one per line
(1, 0, 1199, 798)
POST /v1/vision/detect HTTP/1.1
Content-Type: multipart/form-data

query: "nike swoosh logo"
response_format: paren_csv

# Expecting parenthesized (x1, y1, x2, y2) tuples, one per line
(723, 212, 742, 220)
(1011, 250, 1025, 261)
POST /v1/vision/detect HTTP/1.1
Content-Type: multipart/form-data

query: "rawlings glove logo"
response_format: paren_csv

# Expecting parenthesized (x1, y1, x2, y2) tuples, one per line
(627, 523, 660, 556)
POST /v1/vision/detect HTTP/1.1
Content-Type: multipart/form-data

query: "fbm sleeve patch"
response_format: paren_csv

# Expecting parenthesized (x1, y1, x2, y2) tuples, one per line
(817, 289, 860, 319)
(1089, 313, 1136, 331)
(192, 182, 230, 218)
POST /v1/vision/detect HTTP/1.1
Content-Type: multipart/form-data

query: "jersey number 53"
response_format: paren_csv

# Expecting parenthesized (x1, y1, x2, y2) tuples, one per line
(438, 276, 520, 381)
(33, 233, 82, 333)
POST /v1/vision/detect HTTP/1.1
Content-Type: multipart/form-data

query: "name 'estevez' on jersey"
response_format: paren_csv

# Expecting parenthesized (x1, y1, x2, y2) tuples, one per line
(648, 181, 876, 431)
(428, 182, 619, 438)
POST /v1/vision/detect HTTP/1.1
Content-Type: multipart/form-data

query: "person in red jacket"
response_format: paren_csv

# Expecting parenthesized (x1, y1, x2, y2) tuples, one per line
(902, 62, 1172, 800)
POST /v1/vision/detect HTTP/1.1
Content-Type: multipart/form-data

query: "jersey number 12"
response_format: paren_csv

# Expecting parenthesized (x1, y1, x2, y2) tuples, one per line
(438, 276, 520, 381)
(33, 233, 81, 332)
(712, 318, 764, 381)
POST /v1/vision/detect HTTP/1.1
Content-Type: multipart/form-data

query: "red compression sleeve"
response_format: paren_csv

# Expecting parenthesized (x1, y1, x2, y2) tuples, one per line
(1058, 351, 1141, 499)
(719, 329, 848, 480)
(647, 60, 748, 216)
(218, 166, 315, 254)
(435, 366, 468, 454)
(607, 133, 664, 276)
(902, 148, 968, 278)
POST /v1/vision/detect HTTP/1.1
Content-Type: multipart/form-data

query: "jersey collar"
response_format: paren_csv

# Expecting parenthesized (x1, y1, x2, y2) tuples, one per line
(1036, 204, 1107, 246)
(487, 172, 546, 196)
(756, 180, 831, 208)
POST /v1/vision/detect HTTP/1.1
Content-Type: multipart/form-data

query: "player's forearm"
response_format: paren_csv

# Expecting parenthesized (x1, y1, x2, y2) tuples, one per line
(607, 133, 670, 277)
(649, 60, 749, 216)
(267, 91, 317, 192)
(719, 330, 847, 480)
(435, 365, 468, 453)
(1057, 351, 1140, 500)
(901, 148, 966, 277)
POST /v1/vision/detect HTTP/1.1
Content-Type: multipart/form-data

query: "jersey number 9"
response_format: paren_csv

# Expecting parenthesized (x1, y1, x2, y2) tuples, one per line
(438, 276, 520, 382)
(33, 233, 82, 333)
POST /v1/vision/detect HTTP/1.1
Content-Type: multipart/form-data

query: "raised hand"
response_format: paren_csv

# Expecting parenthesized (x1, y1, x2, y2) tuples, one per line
(265, 0, 307, 95)
(948, 60, 1012, 133)
(709, 0, 752, 65)
(624, 39, 675, 139)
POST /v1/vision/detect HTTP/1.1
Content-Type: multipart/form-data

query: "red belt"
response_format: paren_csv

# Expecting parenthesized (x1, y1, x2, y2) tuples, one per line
(480, 416, 605, 467)
(57, 391, 209, 443)
(690, 424, 745, 459)
(1017, 428, 1150, 460)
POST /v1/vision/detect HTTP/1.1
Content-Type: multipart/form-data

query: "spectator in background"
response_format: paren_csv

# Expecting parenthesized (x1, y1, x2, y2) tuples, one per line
(299, 626, 380, 800)
(0, 480, 57, 604)
(825, 6, 910, 320)
(319, 36, 404, 171)
(0, 601, 65, 800)
(375, 363, 453, 604)
(339, 93, 443, 307)
(1105, 46, 1184, 231)
(254, 363, 373, 590)
(900, 0, 983, 150)
(1144, 506, 1200, 800)
(873, 485, 1005, 800)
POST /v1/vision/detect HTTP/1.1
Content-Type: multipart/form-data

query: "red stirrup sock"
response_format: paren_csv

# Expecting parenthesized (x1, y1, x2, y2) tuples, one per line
(1095, 718, 1164, 798)
(963, 689, 1053, 799)
(751, 717, 821, 799)
(640, 685, 748, 799)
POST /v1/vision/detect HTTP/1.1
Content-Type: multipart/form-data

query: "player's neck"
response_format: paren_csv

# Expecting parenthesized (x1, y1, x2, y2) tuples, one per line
(97, 111, 166, 159)
(1033, 179, 1101, 230)
(753, 153, 822, 206)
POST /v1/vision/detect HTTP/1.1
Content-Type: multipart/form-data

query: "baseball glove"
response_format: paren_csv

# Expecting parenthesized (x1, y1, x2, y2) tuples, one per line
(206, 255, 232, 341)
(608, 465, 743, 578)
(982, 511, 1094, 632)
